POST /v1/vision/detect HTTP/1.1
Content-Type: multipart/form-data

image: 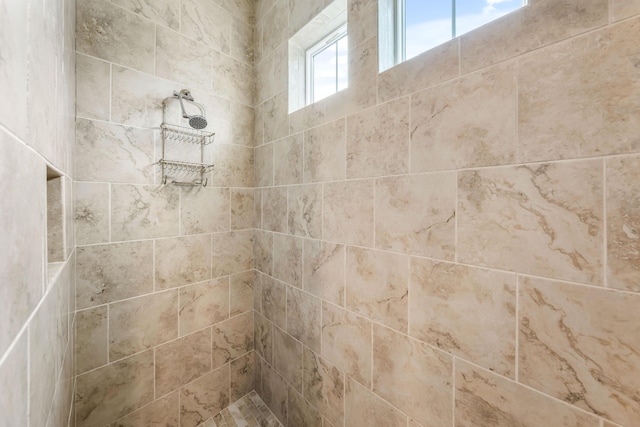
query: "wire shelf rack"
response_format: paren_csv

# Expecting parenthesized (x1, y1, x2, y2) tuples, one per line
(161, 123, 215, 145)
(159, 122, 215, 187)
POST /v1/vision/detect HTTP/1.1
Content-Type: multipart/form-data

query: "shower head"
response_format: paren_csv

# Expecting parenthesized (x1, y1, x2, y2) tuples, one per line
(175, 89, 208, 130)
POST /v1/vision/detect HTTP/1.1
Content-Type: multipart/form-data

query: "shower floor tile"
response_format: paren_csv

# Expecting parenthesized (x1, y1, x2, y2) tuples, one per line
(202, 391, 283, 427)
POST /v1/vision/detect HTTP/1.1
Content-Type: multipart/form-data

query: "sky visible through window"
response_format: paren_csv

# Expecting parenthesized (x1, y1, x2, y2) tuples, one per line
(311, 34, 349, 103)
(406, 0, 525, 60)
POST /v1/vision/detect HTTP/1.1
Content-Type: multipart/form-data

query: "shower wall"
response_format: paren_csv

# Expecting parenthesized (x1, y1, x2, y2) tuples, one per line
(254, 0, 640, 426)
(73, 0, 256, 425)
(0, 0, 77, 425)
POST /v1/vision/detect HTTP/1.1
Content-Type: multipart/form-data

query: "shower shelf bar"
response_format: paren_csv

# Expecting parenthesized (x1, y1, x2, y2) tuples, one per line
(161, 123, 215, 145)
(159, 159, 215, 172)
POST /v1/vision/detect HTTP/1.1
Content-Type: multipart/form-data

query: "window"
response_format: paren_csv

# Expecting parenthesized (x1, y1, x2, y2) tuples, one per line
(379, 0, 528, 71)
(306, 25, 349, 104)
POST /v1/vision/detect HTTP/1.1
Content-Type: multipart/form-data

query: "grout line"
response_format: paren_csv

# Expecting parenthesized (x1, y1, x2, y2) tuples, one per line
(515, 275, 520, 382)
(602, 158, 608, 288)
(107, 303, 111, 364)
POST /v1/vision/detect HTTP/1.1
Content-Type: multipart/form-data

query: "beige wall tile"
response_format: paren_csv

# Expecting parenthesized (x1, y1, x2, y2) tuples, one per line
(410, 259, 516, 377)
(612, 0, 640, 20)
(607, 155, 640, 292)
(254, 230, 274, 275)
(76, 119, 155, 184)
(211, 143, 255, 187)
(180, 187, 231, 235)
(288, 0, 325, 35)
(304, 119, 346, 183)
(112, 391, 180, 427)
(377, 39, 459, 103)
(231, 189, 254, 230)
(347, 247, 408, 333)
(231, 16, 255, 63)
(112, 0, 179, 29)
(273, 326, 303, 390)
(75, 182, 109, 245)
(274, 134, 303, 186)
(264, 91, 289, 143)
(0, 332, 27, 427)
(76, 53, 110, 121)
(255, 142, 274, 187)
(261, 274, 287, 329)
(212, 312, 253, 368)
(288, 184, 322, 238)
(519, 277, 640, 425)
(155, 235, 212, 289)
(263, 187, 288, 233)
(180, 366, 230, 427)
(111, 184, 179, 241)
(289, 103, 326, 135)
(180, 278, 230, 336)
(76, 306, 108, 374)
(347, 98, 410, 178)
(230, 271, 254, 316)
(323, 180, 374, 247)
(156, 27, 213, 89)
(254, 312, 273, 364)
(345, 377, 406, 427)
(215, 0, 255, 24)
(77, 0, 155, 73)
(155, 329, 212, 396)
(455, 360, 599, 427)
(303, 239, 345, 305)
(373, 324, 453, 427)
(181, 0, 231, 53)
(287, 286, 322, 353)
(375, 173, 456, 259)
(458, 161, 604, 285)
(518, 18, 640, 162)
(460, 0, 608, 74)
(322, 302, 372, 387)
(262, 0, 288, 56)
(411, 62, 516, 172)
(76, 350, 155, 427)
(76, 241, 154, 309)
(260, 360, 288, 424)
(256, 44, 287, 104)
(230, 352, 255, 401)
(288, 386, 322, 427)
(348, 0, 377, 48)
(273, 234, 303, 288)
(212, 230, 254, 277)
(302, 348, 345, 426)
(212, 50, 255, 106)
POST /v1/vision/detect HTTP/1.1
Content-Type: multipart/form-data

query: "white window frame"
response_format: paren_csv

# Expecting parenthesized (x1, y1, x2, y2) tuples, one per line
(305, 24, 348, 105)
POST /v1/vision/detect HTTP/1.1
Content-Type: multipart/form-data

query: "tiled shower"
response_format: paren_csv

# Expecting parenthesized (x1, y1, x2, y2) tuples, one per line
(1, 0, 639, 426)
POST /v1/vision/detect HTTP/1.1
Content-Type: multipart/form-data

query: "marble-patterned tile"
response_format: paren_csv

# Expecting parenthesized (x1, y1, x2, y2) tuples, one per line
(76, 241, 154, 310)
(348, 0, 377, 47)
(75, 182, 109, 245)
(111, 66, 178, 128)
(77, 0, 155, 72)
(273, 327, 303, 391)
(410, 259, 516, 377)
(181, 0, 231, 53)
(455, 360, 599, 427)
(231, 189, 254, 230)
(111, 184, 179, 241)
(323, 179, 374, 247)
(302, 348, 345, 426)
(211, 143, 255, 187)
(288, 0, 325, 35)
(347, 97, 410, 178)
(345, 377, 406, 427)
(112, 0, 179, 29)
(287, 287, 321, 353)
(519, 277, 640, 425)
(289, 103, 326, 135)
(181, 187, 231, 235)
(212, 50, 255, 106)
(411, 62, 516, 172)
(373, 324, 453, 427)
(212, 312, 253, 368)
(519, 18, 640, 162)
(303, 239, 345, 306)
(155, 235, 212, 289)
(76, 351, 155, 427)
(264, 91, 289, 143)
(254, 230, 274, 275)
(46, 177, 65, 263)
(156, 329, 212, 396)
(76, 306, 108, 374)
(230, 352, 255, 402)
(261, 0, 288, 56)
(612, 0, 640, 20)
(260, 275, 286, 330)
(156, 26, 213, 89)
(304, 119, 346, 183)
(215, 0, 255, 24)
(254, 312, 273, 364)
(274, 134, 303, 186)
(263, 187, 288, 233)
(378, 38, 459, 103)
(287, 386, 322, 427)
(197, 94, 254, 145)
(322, 302, 372, 387)
(288, 184, 322, 238)
(255, 143, 274, 187)
(181, 366, 230, 427)
(460, 0, 608, 74)
(230, 271, 253, 316)
(212, 230, 254, 277)
(256, 44, 287, 105)
(76, 53, 110, 121)
(0, 331, 28, 427)
(255, 102, 265, 147)
(255, 188, 263, 228)
(346, 247, 408, 333)
(273, 234, 303, 288)
(458, 161, 604, 285)
(375, 173, 456, 259)
(111, 391, 180, 427)
(180, 278, 230, 336)
(260, 361, 288, 425)
(76, 119, 155, 184)
(231, 15, 255, 64)
(607, 156, 640, 292)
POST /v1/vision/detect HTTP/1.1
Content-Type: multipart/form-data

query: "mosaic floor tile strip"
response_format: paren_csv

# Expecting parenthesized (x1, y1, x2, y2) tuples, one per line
(201, 391, 283, 427)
